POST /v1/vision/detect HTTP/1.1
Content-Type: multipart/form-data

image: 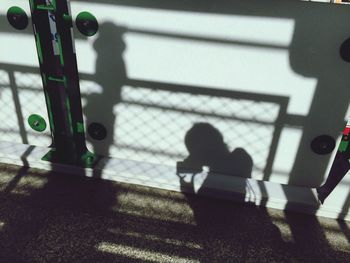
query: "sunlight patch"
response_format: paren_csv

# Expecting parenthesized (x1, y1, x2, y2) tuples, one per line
(0, 221, 5, 231)
(108, 228, 202, 250)
(97, 242, 200, 262)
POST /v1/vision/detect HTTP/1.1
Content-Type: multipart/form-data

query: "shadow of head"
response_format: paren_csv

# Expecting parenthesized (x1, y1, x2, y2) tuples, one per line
(93, 22, 127, 52)
(181, 122, 253, 177)
(185, 122, 228, 164)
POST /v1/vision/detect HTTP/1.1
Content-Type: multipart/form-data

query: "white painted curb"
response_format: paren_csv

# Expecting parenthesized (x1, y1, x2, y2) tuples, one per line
(0, 141, 349, 221)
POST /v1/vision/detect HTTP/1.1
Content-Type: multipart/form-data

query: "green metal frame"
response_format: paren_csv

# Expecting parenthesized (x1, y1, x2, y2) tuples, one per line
(28, 0, 96, 168)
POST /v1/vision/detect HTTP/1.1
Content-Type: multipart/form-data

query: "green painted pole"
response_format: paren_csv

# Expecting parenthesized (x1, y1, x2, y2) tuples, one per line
(29, 0, 96, 167)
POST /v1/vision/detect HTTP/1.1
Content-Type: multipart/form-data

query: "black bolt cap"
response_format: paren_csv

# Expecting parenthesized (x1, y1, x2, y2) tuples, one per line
(311, 135, 336, 155)
(76, 11, 98, 37)
(88, 122, 107, 140)
(7, 6, 28, 30)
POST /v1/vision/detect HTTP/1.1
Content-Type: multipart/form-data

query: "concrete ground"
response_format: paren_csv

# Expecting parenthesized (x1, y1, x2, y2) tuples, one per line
(0, 163, 349, 263)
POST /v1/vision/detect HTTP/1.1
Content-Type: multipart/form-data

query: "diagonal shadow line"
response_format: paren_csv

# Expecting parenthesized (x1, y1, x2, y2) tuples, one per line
(337, 218, 350, 243)
(9, 70, 28, 145)
(339, 190, 350, 218)
(3, 145, 35, 193)
(126, 78, 289, 104)
(337, 190, 350, 242)
(129, 28, 289, 50)
(122, 100, 278, 125)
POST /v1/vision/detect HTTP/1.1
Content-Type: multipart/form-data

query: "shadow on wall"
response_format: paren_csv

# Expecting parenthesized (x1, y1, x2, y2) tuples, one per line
(74, 0, 350, 248)
(75, 0, 350, 220)
(69, 0, 350, 197)
(82, 22, 127, 178)
(84, 22, 127, 158)
(179, 123, 253, 178)
(288, 6, 350, 187)
(1, 0, 350, 239)
(78, 0, 350, 187)
(4, 0, 350, 186)
(0, 0, 348, 187)
(80, 16, 289, 181)
(176, 122, 252, 200)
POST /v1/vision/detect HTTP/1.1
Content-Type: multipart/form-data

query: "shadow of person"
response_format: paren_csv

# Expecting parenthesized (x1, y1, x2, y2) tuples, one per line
(83, 22, 127, 177)
(176, 122, 253, 203)
(176, 123, 289, 260)
(177, 122, 252, 182)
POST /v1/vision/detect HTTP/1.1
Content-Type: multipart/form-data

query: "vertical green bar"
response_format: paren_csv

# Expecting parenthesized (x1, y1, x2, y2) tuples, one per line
(62, 78, 74, 134)
(56, 34, 65, 66)
(29, 0, 34, 10)
(77, 122, 84, 133)
(42, 73, 47, 86)
(65, 98, 74, 134)
(35, 33, 43, 64)
(44, 91, 55, 132)
(52, 0, 57, 10)
(339, 141, 349, 152)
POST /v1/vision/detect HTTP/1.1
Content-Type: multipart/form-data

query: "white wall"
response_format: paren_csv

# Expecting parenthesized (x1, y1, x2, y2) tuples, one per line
(0, 1, 350, 196)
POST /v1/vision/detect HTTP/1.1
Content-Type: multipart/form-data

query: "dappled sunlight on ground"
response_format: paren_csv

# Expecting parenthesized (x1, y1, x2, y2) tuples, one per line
(0, 163, 349, 262)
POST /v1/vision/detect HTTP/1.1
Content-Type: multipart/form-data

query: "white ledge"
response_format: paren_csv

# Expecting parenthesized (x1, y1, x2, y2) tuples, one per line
(0, 141, 348, 221)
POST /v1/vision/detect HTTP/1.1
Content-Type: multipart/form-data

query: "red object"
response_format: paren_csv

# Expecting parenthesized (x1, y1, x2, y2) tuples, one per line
(343, 127, 350, 135)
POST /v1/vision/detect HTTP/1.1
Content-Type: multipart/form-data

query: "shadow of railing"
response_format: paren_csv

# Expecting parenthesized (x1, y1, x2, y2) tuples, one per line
(1, 1, 350, 260)
(0, 62, 289, 183)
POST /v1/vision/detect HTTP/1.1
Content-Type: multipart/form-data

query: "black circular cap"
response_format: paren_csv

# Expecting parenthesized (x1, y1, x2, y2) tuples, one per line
(340, 38, 350, 63)
(88, 122, 107, 140)
(76, 12, 98, 37)
(311, 135, 336, 155)
(7, 6, 28, 30)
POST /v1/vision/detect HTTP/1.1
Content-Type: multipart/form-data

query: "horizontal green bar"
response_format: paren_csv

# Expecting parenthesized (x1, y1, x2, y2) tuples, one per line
(48, 76, 66, 83)
(36, 5, 55, 11)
